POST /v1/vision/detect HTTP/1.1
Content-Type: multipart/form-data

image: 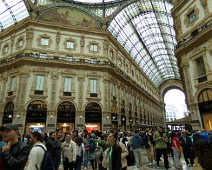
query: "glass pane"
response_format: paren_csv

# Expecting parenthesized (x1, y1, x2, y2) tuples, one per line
(0, 0, 29, 31)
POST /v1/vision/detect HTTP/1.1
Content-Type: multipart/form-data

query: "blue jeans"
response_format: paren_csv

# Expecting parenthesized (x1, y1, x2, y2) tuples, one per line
(83, 151, 89, 168)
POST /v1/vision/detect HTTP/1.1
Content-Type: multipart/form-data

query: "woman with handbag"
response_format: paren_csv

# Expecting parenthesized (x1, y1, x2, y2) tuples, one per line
(171, 130, 181, 169)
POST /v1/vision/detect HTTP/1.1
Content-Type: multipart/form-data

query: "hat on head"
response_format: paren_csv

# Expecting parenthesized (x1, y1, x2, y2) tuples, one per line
(1, 124, 19, 131)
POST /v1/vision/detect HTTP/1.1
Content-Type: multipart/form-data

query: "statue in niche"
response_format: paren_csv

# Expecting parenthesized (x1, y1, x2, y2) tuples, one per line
(103, 39, 109, 52)
(200, 0, 207, 8)
(80, 36, 85, 47)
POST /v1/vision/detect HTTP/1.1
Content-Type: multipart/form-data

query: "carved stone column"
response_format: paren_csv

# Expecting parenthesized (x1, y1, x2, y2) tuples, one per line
(26, 27, 34, 49)
(16, 70, 29, 109)
(50, 73, 58, 110)
(190, 103, 203, 129)
(78, 76, 84, 111)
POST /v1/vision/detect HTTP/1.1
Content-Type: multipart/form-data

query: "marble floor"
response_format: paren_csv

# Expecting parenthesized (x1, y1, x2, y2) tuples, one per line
(58, 149, 203, 170)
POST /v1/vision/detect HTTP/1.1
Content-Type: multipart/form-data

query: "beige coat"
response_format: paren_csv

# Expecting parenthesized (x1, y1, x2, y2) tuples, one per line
(119, 142, 129, 168)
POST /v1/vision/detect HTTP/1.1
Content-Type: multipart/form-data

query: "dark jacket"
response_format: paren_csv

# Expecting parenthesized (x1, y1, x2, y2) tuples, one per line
(180, 135, 192, 151)
(1, 141, 30, 170)
(131, 134, 143, 149)
(111, 143, 122, 170)
(46, 137, 61, 158)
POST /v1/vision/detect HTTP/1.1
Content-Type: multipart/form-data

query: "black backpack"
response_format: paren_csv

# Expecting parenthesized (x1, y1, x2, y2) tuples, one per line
(34, 145, 55, 170)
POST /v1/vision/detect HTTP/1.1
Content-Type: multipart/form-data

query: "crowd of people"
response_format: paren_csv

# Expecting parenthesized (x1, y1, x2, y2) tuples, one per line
(0, 124, 212, 170)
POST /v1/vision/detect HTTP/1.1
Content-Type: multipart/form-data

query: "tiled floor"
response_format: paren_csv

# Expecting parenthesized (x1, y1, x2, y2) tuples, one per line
(58, 149, 203, 170)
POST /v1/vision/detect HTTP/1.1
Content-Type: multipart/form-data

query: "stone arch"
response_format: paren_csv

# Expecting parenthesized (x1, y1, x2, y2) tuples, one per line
(2, 102, 14, 125)
(25, 100, 47, 133)
(159, 80, 184, 101)
(84, 102, 102, 132)
(197, 88, 212, 130)
(56, 101, 76, 131)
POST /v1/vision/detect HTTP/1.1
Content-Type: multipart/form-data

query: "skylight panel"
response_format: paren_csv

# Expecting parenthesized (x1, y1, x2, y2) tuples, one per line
(0, 0, 29, 31)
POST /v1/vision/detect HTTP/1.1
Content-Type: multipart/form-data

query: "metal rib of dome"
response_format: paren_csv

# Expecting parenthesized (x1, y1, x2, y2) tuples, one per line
(108, 0, 180, 87)
(73, 0, 120, 4)
(0, 0, 29, 31)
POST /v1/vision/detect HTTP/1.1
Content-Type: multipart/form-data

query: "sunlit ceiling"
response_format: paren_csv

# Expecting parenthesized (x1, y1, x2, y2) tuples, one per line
(0, 0, 180, 87)
(73, 0, 120, 3)
(0, 0, 29, 31)
(108, 0, 180, 86)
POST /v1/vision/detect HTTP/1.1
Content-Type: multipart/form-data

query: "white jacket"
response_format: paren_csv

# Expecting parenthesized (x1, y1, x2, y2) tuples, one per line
(26, 142, 46, 170)
(62, 140, 77, 162)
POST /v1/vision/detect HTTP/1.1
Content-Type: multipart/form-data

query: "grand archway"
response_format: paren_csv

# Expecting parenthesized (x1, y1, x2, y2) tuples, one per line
(57, 101, 75, 132)
(26, 100, 47, 133)
(2, 102, 14, 125)
(85, 102, 102, 132)
(198, 88, 212, 130)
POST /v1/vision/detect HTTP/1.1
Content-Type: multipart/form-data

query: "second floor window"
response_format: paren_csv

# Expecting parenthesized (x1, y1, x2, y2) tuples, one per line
(196, 57, 206, 77)
(64, 77, 72, 92)
(9, 76, 16, 92)
(90, 44, 98, 52)
(90, 79, 97, 94)
(36, 75, 44, 91)
(188, 10, 196, 24)
(41, 38, 49, 46)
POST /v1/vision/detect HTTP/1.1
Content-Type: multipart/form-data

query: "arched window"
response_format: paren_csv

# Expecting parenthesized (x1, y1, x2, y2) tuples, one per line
(26, 100, 47, 122)
(57, 101, 75, 122)
(2, 102, 14, 124)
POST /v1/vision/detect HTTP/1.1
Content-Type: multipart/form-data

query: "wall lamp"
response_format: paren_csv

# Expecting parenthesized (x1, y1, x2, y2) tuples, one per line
(79, 115, 83, 119)
(16, 115, 20, 119)
(50, 115, 53, 119)
(106, 116, 110, 119)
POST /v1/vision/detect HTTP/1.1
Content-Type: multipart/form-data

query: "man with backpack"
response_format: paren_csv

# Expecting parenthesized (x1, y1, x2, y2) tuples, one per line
(26, 131, 54, 170)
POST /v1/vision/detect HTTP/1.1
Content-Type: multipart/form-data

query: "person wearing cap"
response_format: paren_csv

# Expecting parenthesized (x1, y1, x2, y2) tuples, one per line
(1, 124, 30, 170)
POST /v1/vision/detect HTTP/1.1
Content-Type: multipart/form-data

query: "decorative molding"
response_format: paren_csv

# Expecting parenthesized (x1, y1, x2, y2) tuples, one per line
(2, 43, 9, 55)
(29, 94, 48, 99)
(15, 36, 25, 50)
(200, 0, 209, 15)
(174, 18, 182, 36)
(184, 6, 199, 28)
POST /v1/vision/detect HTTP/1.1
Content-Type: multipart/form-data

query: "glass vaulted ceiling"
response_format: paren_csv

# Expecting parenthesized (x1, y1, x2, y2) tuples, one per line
(73, 0, 119, 3)
(0, 0, 180, 87)
(0, 0, 29, 31)
(108, 0, 180, 87)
